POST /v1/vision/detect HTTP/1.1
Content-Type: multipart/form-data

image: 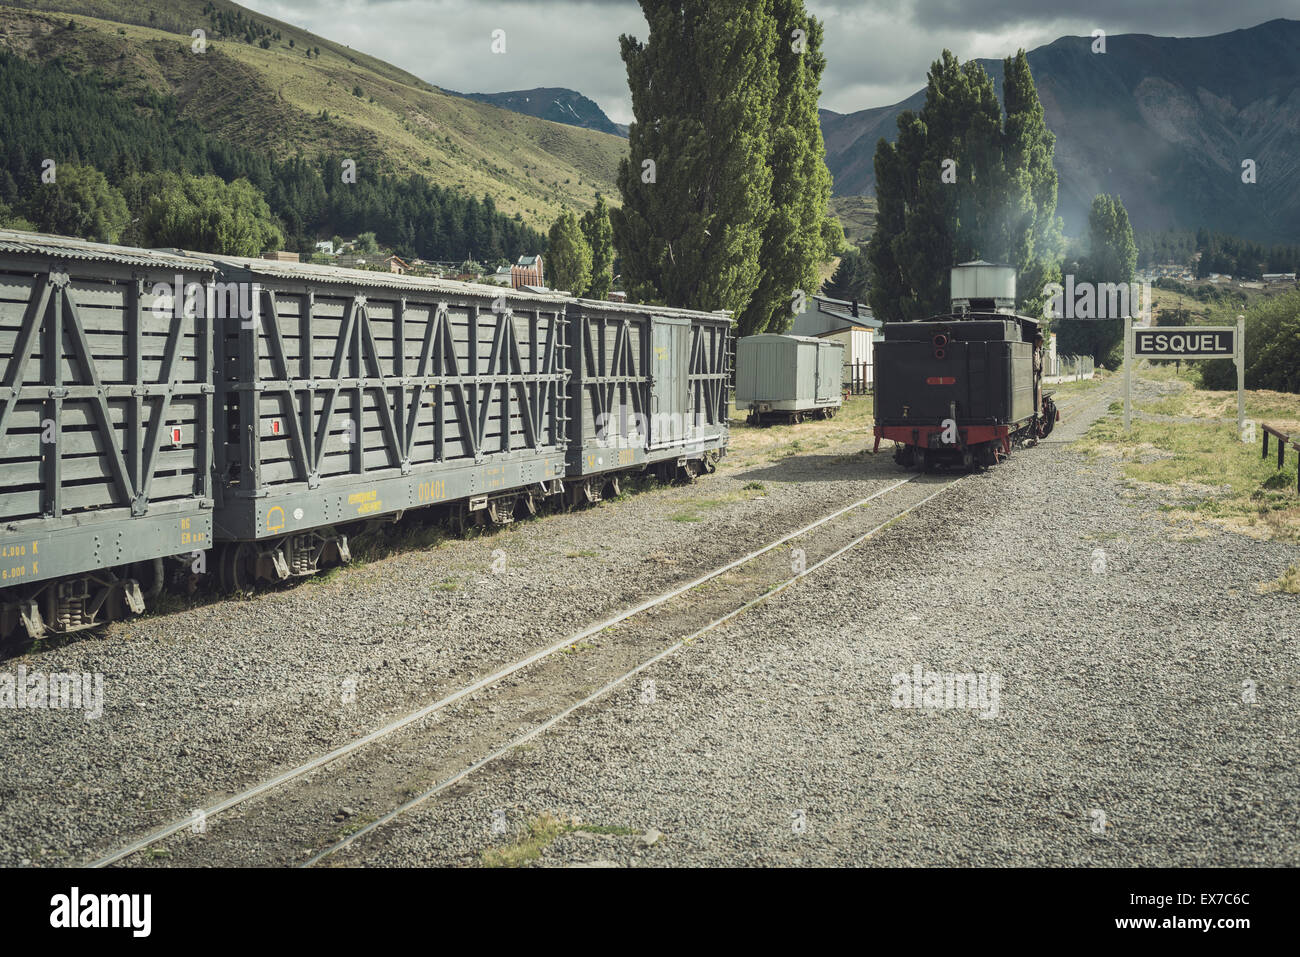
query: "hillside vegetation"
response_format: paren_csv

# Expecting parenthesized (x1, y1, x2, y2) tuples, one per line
(0, 0, 625, 229)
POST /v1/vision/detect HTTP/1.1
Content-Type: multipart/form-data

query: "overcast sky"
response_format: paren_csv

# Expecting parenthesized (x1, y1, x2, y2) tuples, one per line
(244, 1, 1295, 123)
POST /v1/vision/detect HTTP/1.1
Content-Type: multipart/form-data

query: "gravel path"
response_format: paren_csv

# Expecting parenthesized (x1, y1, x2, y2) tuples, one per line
(0, 398, 907, 866)
(324, 377, 1300, 867)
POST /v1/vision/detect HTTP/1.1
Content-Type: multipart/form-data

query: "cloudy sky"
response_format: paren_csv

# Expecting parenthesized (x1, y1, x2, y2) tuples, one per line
(244, 1, 1294, 122)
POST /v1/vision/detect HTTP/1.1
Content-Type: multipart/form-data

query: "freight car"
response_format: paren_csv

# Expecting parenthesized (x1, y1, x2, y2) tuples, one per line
(0, 231, 216, 640)
(735, 333, 844, 424)
(872, 261, 1057, 470)
(564, 298, 730, 504)
(202, 255, 572, 588)
(0, 232, 731, 641)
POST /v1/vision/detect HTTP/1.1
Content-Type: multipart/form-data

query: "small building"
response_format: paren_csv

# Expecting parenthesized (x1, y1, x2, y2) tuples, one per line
(314, 240, 335, 255)
(511, 254, 544, 290)
(386, 255, 410, 275)
(262, 250, 300, 263)
(486, 265, 514, 286)
(1263, 272, 1297, 284)
(792, 294, 881, 391)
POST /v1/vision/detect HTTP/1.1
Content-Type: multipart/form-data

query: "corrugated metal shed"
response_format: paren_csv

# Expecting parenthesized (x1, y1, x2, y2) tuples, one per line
(0, 229, 216, 271)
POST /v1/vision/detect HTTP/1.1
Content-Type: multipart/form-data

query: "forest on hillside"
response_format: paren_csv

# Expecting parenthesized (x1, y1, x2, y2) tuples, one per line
(0, 51, 544, 259)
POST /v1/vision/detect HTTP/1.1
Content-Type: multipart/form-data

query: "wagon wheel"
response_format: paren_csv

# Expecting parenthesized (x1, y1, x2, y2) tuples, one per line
(218, 542, 257, 592)
(606, 475, 622, 499)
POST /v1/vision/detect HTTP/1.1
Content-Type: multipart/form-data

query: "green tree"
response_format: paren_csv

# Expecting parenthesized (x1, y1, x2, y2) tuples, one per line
(738, 1, 835, 335)
(580, 193, 615, 300)
(356, 231, 379, 254)
(1056, 194, 1137, 367)
(0, 199, 34, 232)
(1199, 292, 1300, 393)
(137, 172, 283, 255)
(612, 0, 778, 311)
(867, 50, 1062, 323)
(1001, 50, 1063, 321)
(24, 163, 129, 242)
(822, 246, 870, 303)
(547, 208, 592, 295)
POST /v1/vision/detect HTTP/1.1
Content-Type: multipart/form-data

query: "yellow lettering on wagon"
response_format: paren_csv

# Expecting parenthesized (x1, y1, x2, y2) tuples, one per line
(348, 489, 381, 515)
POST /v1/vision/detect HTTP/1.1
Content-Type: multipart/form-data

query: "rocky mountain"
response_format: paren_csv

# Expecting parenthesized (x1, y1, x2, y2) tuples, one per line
(453, 87, 628, 137)
(819, 19, 1300, 243)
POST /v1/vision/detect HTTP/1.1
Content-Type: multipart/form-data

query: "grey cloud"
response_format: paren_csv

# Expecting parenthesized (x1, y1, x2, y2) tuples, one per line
(246, 1, 1295, 123)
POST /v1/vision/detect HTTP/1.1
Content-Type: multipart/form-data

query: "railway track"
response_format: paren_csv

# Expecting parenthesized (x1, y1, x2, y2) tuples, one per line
(89, 391, 1104, 868)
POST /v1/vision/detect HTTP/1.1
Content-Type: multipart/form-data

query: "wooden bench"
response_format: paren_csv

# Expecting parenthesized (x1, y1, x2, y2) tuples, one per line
(1262, 424, 1300, 493)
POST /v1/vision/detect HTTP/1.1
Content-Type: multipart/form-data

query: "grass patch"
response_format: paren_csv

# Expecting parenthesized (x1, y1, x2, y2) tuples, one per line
(481, 813, 638, 867)
(1135, 385, 1300, 430)
(430, 579, 460, 592)
(1260, 564, 1300, 595)
(1076, 407, 1300, 540)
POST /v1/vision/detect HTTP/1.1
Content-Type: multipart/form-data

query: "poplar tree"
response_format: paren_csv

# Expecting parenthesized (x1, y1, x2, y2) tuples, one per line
(612, 0, 778, 313)
(546, 208, 592, 295)
(739, 1, 834, 335)
(867, 49, 1062, 323)
(580, 193, 615, 300)
(1057, 193, 1137, 365)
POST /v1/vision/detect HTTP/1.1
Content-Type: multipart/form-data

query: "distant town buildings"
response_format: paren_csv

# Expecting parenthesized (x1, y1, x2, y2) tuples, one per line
(511, 255, 544, 290)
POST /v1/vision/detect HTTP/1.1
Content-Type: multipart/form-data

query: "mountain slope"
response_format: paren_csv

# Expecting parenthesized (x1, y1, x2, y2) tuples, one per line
(454, 88, 628, 137)
(820, 19, 1300, 242)
(0, 0, 626, 230)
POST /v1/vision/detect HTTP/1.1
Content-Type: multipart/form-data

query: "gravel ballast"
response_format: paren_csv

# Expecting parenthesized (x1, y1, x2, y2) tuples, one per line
(326, 380, 1300, 867)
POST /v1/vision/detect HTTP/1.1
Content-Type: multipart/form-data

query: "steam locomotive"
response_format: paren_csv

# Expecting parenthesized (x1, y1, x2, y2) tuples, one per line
(872, 261, 1058, 470)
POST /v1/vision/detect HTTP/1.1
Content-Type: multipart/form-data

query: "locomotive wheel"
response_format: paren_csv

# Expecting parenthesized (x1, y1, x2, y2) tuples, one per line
(218, 542, 257, 592)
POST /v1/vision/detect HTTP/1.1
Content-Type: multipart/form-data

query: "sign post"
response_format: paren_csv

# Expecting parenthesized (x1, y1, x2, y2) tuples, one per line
(1125, 322, 1244, 434)
(1237, 314, 1245, 440)
(1124, 316, 1132, 432)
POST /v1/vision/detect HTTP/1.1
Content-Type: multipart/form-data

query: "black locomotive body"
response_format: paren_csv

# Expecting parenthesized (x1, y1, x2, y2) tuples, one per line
(872, 262, 1058, 470)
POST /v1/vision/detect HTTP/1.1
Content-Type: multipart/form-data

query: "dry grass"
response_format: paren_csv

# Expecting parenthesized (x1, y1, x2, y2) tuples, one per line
(1077, 389, 1300, 542)
(1260, 563, 1300, 594)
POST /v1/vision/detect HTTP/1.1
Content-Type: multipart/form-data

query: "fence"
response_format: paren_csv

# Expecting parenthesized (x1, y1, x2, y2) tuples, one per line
(1044, 353, 1094, 382)
(844, 360, 873, 396)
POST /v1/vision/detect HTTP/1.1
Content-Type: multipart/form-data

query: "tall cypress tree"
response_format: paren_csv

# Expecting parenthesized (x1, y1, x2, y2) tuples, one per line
(739, 1, 834, 335)
(612, 0, 778, 313)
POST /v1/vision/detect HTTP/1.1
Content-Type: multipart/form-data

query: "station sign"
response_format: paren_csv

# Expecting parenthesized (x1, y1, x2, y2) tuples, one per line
(1124, 318, 1245, 438)
(1133, 326, 1235, 360)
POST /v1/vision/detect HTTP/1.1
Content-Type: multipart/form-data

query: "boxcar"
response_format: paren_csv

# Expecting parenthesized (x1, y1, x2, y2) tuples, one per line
(734, 333, 843, 424)
(203, 256, 570, 588)
(0, 232, 216, 639)
(563, 299, 730, 503)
